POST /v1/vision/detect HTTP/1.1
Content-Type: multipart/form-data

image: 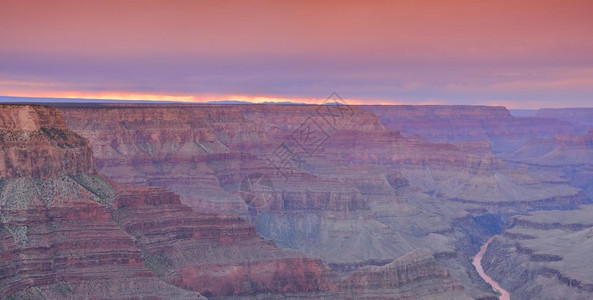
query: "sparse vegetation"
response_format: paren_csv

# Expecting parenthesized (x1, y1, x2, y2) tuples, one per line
(52, 281, 74, 298)
(68, 174, 116, 206)
(6, 286, 44, 300)
(144, 252, 174, 278)
(6, 225, 28, 245)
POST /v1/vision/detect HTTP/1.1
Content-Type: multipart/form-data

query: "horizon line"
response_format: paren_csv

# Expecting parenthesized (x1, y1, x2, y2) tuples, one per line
(2, 95, 593, 110)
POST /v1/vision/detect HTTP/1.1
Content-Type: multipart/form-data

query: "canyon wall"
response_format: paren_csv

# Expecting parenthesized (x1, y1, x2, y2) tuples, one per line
(482, 206, 593, 299)
(55, 103, 591, 299)
(1, 104, 474, 299)
(365, 105, 576, 152)
(0, 105, 94, 178)
(0, 105, 204, 299)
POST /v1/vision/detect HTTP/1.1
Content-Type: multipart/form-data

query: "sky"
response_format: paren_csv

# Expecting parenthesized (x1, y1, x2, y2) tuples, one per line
(1, 0, 592, 108)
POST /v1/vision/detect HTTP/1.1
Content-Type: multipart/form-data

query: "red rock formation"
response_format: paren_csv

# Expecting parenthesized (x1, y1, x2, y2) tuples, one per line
(0, 105, 94, 178)
(112, 186, 468, 298)
(0, 103, 490, 299)
(339, 249, 470, 299)
(59, 105, 258, 214)
(113, 185, 336, 297)
(58, 104, 577, 209)
(0, 104, 68, 130)
(0, 104, 349, 299)
(0, 181, 202, 299)
(0, 105, 203, 299)
(115, 185, 258, 243)
(56, 103, 581, 299)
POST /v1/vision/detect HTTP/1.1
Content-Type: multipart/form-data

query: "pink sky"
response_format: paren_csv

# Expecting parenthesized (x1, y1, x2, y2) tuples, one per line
(1, 0, 592, 107)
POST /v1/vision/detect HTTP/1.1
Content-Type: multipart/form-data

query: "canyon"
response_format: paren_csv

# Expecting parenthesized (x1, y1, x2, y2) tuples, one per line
(1, 102, 592, 299)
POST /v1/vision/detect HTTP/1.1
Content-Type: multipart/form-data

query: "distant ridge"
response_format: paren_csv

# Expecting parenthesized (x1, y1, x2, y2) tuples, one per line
(509, 109, 538, 117)
(205, 100, 307, 105)
(0, 96, 308, 105)
(0, 96, 185, 104)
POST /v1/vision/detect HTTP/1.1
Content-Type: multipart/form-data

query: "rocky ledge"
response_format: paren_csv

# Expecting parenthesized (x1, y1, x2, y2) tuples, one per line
(0, 105, 204, 299)
(0, 105, 94, 179)
(482, 205, 593, 299)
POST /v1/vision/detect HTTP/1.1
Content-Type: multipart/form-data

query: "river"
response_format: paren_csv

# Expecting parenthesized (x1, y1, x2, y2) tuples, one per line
(472, 237, 511, 300)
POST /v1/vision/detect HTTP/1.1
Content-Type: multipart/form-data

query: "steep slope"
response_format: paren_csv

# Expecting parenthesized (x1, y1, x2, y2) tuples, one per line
(500, 130, 593, 205)
(339, 249, 470, 300)
(482, 205, 593, 299)
(365, 105, 576, 153)
(55, 103, 584, 299)
(1, 104, 472, 299)
(0, 105, 94, 178)
(535, 108, 593, 131)
(0, 105, 203, 299)
(113, 185, 335, 297)
(59, 104, 259, 214)
(0, 104, 334, 299)
(503, 131, 593, 166)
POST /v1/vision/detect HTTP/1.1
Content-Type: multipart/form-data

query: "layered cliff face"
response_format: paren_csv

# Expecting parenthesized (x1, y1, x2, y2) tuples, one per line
(499, 130, 593, 213)
(59, 105, 261, 213)
(535, 108, 593, 131)
(1, 104, 472, 299)
(59, 104, 580, 211)
(339, 249, 471, 300)
(55, 103, 587, 299)
(0, 105, 203, 299)
(0, 105, 94, 178)
(0, 105, 333, 299)
(365, 105, 576, 153)
(113, 185, 336, 297)
(482, 205, 593, 299)
(504, 131, 593, 166)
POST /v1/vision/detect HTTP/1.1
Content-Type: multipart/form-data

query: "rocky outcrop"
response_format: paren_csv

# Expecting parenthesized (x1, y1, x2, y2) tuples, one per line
(0, 175, 204, 299)
(0, 105, 203, 299)
(0, 105, 94, 179)
(365, 105, 576, 152)
(482, 206, 593, 299)
(339, 249, 470, 299)
(108, 184, 473, 299)
(503, 131, 593, 166)
(58, 104, 262, 214)
(0, 104, 68, 130)
(0, 104, 338, 299)
(112, 185, 336, 297)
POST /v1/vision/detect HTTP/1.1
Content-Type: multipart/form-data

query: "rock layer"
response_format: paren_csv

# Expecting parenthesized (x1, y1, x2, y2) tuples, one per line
(339, 249, 470, 300)
(365, 105, 576, 152)
(0, 104, 204, 299)
(1, 104, 473, 299)
(113, 185, 336, 297)
(0, 105, 94, 178)
(55, 103, 587, 299)
(482, 206, 593, 299)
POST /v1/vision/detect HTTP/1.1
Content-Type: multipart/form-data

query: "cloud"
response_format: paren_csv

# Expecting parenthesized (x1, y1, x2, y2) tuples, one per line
(1, 0, 592, 107)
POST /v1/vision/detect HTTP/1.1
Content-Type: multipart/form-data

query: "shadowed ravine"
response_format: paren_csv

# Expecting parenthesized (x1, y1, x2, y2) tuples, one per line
(473, 237, 511, 300)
